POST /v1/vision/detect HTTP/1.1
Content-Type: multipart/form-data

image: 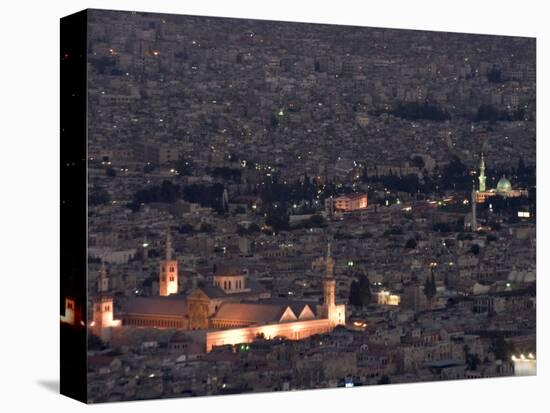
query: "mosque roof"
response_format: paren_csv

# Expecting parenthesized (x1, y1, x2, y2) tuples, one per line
(120, 295, 188, 317)
(212, 303, 296, 324)
(496, 177, 512, 194)
(194, 278, 268, 299)
(250, 298, 318, 317)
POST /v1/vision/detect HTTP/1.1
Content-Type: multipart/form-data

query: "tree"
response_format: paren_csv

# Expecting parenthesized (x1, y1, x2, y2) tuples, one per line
(348, 280, 361, 307)
(143, 163, 155, 174)
(178, 223, 195, 234)
(466, 353, 481, 370)
(175, 157, 193, 176)
(411, 155, 425, 169)
(359, 274, 372, 306)
(405, 238, 417, 249)
(199, 221, 214, 233)
(105, 167, 116, 177)
(305, 214, 326, 228)
(233, 205, 246, 215)
(487, 67, 503, 83)
(423, 271, 436, 303)
(491, 335, 515, 361)
(348, 274, 372, 307)
(377, 375, 391, 385)
(159, 180, 180, 203)
(89, 187, 111, 206)
(264, 203, 289, 232)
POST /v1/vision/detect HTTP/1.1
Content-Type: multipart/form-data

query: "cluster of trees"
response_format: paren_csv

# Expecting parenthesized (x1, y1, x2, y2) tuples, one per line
(474, 104, 526, 122)
(490, 335, 516, 361)
(177, 222, 217, 234)
(127, 180, 226, 213)
(105, 167, 117, 177)
(469, 244, 481, 255)
(378, 102, 451, 122)
(264, 203, 289, 233)
(486, 67, 504, 83)
(423, 272, 437, 303)
(256, 175, 342, 232)
(348, 274, 372, 307)
(293, 214, 327, 230)
(463, 344, 481, 370)
(362, 154, 472, 196)
(258, 175, 328, 205)
(236, 223, 261, 236)
(89, 56, 117, 75)
(365, 154, 534, 198)
(210, 167, 242, 182)
(432, 220, 465, 234)
(89, 187, 111, 206)
(128, 180, 181, 211)
(478, 194, 531, 214)
(182, 183, 225, 213)
(334, 231, 372, 240)
(404, 238, 417, 249)
(379, 172, 425, 194)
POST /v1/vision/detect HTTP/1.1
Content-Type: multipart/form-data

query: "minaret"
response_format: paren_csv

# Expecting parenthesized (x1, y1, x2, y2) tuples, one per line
(323, 242, 336, 308)
(92, 260, 121, 334)
(222, 187, 229, 212)
(317, 241, 346, 327)
(159, 229, 178, 296)
(97, 260, 109, 293)
(471, 181, 477, 232)
(478, 153, 486, 192)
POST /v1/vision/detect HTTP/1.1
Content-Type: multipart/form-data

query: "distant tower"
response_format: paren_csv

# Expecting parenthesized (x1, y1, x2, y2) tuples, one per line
(92, 296, 116, 329)
(471, 181, 477, 232)
(159, 229, 178, 296)
(317, 242, 346, 326)
(97, 260, 109, 293)
(91, 263, 121, 335)
(322, 242, 336, 308)
(478, 153, 486, 192)
(222, 187, 229, 212)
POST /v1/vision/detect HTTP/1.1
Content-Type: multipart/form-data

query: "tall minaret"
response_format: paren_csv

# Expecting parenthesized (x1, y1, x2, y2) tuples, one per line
(323, 242, 336, 308)
(92, 259, 121, 334)
(159, 229, 178, 296)
(478, 153, 486, 192)
(97, 260, 109, 293)
(222, 187, 229, 212)
(471, 181, 477, 232)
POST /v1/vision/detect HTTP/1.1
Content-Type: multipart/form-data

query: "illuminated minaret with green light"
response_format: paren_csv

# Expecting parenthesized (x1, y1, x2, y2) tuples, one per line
(478, 153, 486, 192)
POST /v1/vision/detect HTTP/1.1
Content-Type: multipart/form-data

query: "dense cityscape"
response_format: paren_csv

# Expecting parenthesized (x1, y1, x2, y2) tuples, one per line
(62, 9, 536, 402)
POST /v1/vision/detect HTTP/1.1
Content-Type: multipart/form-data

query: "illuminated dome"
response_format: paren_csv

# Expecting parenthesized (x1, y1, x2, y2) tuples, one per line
(496, 177, 512, 194)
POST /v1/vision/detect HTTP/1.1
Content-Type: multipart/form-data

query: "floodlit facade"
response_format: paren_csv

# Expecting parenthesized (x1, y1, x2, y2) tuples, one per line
(159, 230, 178, 296)
(512, 354, 536, 376)
(333, 192, 368, 211)
(475, 155, 528, 203)
(92, 242, 346, 352)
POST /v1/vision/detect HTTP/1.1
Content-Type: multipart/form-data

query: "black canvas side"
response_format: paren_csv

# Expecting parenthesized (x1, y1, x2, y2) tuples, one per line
(60, 9, 88, 404)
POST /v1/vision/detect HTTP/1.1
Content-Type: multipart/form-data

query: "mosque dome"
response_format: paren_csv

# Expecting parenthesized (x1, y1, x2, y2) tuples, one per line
(496, 176, 512, 194)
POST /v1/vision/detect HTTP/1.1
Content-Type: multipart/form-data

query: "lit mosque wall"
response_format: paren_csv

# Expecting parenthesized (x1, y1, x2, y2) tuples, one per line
(206, 318, 338, 352)
(512, 354, 536, 376)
